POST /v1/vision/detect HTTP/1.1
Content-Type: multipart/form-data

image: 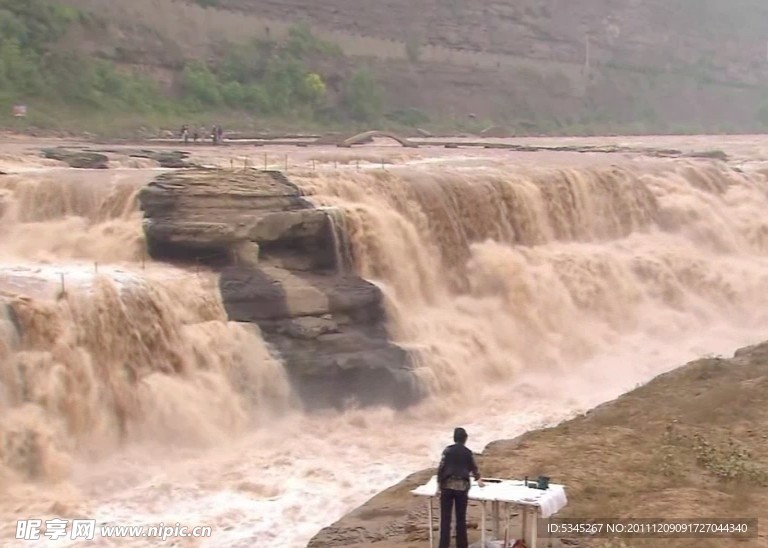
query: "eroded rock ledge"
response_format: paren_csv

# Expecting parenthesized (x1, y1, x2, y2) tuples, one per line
(139, 168, 421, 409)
(41, 147, 196, 169)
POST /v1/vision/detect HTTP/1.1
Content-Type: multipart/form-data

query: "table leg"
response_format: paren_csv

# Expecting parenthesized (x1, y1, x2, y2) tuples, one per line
(522, 505, 528, 543)
(427, 498, 434, 548)
(530, 508, 538, 548)
(493, 501, 500, 539)
(504, 502, 510, 545)
(481, 501, 486, 546)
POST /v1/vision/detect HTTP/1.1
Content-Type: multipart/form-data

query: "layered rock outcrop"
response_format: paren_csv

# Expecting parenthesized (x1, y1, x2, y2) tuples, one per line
(41, 148, 109, 169)
(139, 168, 420, 409)
(41, 147, 196, 169)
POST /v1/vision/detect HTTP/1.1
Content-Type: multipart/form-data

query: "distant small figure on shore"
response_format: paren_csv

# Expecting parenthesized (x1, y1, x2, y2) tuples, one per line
(211, 125, 224, 145)
(180, 124, 189, 144)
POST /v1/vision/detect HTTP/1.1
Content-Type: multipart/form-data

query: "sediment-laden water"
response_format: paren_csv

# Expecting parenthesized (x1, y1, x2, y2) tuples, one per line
(2, 142, 768, 546)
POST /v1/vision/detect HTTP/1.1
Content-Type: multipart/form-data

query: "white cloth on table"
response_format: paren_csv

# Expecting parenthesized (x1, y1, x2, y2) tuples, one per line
(411, 476, 567, 518)
(537, 485, 567, 518)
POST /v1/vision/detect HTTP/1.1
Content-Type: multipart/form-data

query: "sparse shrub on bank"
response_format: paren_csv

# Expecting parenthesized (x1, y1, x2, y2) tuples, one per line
(385, 107, 430, 127)
(0, 0, 168, 118)
(343, 68, 384, 123)
(657, 420, 768, 487)
(182, 25, 334, 119)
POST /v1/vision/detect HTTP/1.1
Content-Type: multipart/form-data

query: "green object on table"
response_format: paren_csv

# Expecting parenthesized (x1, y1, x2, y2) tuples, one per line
(537, 475, 550, 490)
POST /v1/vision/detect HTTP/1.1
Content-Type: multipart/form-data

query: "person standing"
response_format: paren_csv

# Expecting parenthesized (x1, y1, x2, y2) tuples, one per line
(437, 427, 484, 548)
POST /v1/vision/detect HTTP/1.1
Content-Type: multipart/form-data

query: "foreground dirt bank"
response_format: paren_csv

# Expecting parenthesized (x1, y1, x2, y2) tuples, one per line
(309, 342, 768, 548)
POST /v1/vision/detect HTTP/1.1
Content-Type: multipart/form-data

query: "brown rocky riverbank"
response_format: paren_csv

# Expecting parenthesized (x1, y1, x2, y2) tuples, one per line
(309, 342, 768, 548)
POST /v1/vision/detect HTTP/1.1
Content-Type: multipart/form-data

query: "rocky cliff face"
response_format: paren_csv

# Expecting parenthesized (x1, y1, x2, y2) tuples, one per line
(218, 0, 768, 84)
(139, 168, 421, 409)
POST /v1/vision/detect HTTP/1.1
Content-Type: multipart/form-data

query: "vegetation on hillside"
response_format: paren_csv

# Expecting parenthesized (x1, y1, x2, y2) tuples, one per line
(181, 24, 384, 124)
(3, 0, 761, 137)
(0, 0, 163, 114)
(0, 0, 388, 134)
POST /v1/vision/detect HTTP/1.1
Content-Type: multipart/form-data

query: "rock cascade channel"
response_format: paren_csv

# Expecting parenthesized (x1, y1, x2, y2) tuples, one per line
(139, 168, 421, 409)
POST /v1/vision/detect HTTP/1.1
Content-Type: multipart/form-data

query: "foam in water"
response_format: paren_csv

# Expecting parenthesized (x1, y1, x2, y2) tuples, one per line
(2, 150, 768, 547)
(295, 161, 768, 398)
(0, 170, 151, 264)
(0, 166, 296, 545)
(0, 271, 294, 474)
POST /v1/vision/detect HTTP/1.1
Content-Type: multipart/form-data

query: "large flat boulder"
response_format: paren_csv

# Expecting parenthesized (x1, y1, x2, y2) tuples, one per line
(40, 147, 197, 169)
(95, 148, 196, 168)
(139, 169, 338, 272)
(41, 148, 109, 169)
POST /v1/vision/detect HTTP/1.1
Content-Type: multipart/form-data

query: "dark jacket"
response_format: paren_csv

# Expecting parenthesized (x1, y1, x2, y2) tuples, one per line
(437, 443, 480, 489)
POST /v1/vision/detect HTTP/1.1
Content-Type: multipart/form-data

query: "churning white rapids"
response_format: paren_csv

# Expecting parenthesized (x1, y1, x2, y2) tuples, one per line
(2, 136, 768, 547)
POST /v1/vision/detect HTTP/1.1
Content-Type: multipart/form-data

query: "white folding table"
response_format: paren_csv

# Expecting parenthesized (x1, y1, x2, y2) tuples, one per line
(411, 476, 567, 547)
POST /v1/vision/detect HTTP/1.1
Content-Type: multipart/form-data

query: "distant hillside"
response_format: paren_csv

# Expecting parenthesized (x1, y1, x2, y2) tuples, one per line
(0, 0, 392, 135)
(4, 0, 768, 135)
